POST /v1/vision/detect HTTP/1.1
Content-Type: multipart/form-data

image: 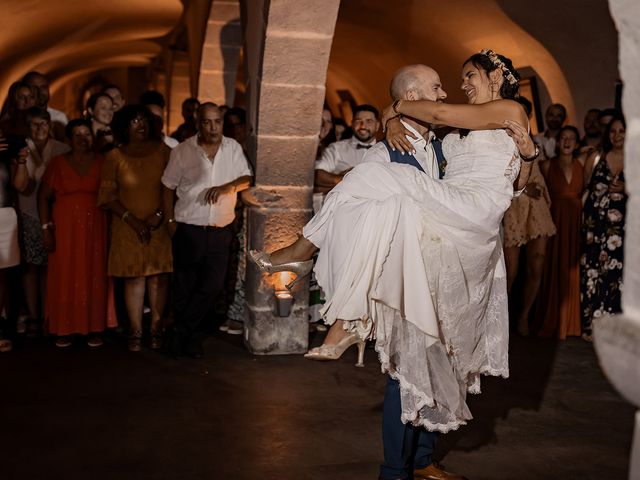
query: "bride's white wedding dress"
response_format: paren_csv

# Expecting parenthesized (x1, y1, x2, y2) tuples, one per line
(302, 129, 520, 432)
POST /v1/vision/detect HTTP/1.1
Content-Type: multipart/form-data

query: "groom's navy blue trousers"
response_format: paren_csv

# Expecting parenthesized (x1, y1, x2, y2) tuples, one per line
(379, 377, 439, 479)
(379, 139, 445, 479)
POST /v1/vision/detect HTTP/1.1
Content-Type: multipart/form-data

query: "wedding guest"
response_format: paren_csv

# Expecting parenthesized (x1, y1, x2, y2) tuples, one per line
(0, 130, 20, 352)
(98, 105, 172, 351)
(23, 71, 68, 141)
(534, 103, 566, 159)
(502, 97, 556, 336)
(580, 115, 627, 341)
(580, 108, 602, 151)
(86, 93, 115, 153)
(162, 103, 252, 357)
(13, 107, 70, 336)
(537, 126, 584, 339)
(38, 119, 115, 347)
(170, 98, 200, 143)
(102, 84, 126, 112)
(0, 81, 37, 137)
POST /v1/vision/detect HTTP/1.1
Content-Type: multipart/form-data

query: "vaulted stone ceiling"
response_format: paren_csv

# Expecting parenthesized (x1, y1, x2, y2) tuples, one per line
(0, 0, 184, 100)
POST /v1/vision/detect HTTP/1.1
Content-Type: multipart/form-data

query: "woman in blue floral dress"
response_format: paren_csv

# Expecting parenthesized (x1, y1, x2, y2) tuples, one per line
(580, 115, 627, 341)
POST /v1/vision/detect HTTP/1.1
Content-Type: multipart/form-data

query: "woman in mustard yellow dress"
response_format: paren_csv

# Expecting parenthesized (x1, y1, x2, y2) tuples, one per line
(98, 105, 172, 351)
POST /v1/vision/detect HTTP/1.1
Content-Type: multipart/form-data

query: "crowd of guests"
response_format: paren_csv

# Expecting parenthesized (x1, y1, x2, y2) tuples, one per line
(0, 69, 628, 355)
(0, 71, 252, 355)
(498, 103, 626, 341)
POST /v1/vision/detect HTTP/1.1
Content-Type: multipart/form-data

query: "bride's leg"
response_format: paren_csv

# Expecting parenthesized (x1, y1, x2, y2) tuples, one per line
(322, 319, 349, 346)
(269, 236, 317, 265)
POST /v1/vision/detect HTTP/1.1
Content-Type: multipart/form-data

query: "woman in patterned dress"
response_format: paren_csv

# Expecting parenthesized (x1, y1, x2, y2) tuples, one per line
(580, 115, 627, 341)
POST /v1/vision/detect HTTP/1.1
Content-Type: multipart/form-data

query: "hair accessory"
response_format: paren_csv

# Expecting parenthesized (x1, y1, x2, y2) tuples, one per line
(480, 49, 518, 86)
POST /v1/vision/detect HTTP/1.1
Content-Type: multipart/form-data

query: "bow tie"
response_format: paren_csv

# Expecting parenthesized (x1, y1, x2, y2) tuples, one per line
(356, 144, 372, 150)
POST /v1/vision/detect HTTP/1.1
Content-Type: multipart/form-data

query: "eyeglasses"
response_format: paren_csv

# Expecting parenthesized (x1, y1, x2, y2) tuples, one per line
(131, 116, 147, 126)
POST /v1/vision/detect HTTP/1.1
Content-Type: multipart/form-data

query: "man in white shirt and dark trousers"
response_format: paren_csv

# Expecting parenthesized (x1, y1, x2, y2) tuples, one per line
(161, 103, 252, 358)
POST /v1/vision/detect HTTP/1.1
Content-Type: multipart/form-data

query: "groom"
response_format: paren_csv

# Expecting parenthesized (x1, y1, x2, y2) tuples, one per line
(368, 65, 535, 480)
(368, 64, 463, 480)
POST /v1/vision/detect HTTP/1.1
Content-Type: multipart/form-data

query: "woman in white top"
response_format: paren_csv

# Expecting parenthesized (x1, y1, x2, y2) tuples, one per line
(13, 107, 70, 336)
(251, 50, 534, 431)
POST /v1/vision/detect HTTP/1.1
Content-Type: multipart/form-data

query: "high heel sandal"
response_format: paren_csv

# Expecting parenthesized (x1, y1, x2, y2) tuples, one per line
(249, 250, 313, 290)
(304, 332, 366, 367)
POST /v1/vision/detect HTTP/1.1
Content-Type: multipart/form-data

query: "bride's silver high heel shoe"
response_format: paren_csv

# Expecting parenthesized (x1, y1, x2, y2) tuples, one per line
(249, 250, 314, 290)
(304, 332, 366, 367)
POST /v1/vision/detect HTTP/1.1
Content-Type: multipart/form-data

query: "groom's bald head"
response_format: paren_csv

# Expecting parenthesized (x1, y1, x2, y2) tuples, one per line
(390, 65, 447, 102)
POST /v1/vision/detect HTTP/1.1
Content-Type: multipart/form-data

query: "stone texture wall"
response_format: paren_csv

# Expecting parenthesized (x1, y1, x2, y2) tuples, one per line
(596, 1, 640, 478)
(198, 0, 243, 106)
(243, 0, 341, 354)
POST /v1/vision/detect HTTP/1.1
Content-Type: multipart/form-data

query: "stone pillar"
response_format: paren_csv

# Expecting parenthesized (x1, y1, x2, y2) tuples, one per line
(596, 2, 640, 478)
(198, 0, 242, 106)
(167, 52, 192, 135)
(243, 0, 341, 354)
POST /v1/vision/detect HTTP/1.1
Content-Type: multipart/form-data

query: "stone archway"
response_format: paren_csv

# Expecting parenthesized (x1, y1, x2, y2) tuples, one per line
(242, 0, 341, 354)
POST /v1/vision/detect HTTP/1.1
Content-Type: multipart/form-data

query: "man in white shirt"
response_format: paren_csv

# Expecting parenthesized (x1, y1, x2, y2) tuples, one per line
(533, 103, 566, 159)
(161, 103, 252, 358)
(23, 71, 68, 142)
(314, 104, 381, 194)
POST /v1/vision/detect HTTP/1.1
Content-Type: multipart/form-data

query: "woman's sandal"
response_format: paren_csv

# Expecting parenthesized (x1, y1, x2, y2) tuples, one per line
(0, 337, 12, 353)
(150, 327, 163, 350)
(128, 330, 142, 352)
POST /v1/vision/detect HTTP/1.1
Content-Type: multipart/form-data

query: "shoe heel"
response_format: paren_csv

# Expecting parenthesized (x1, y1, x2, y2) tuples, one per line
(355, 340, 365, 368)
(285, 260, 314, 291)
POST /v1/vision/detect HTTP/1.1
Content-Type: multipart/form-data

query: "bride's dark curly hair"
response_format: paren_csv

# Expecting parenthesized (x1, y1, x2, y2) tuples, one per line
(463, 52, 520, 99)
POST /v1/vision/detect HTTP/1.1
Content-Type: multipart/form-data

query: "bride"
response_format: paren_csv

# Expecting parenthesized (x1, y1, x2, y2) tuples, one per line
(251, 49, 535, 431)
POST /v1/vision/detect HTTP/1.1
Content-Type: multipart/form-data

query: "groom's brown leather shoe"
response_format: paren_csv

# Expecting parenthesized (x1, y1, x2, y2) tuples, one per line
(413, 462, 468, 480)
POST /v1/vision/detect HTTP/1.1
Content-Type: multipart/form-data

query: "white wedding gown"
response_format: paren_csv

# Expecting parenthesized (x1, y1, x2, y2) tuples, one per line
(302, 129, 520, 432)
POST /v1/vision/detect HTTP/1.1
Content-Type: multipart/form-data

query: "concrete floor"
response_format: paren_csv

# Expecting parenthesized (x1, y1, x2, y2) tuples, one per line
(0, 330, 634, 480)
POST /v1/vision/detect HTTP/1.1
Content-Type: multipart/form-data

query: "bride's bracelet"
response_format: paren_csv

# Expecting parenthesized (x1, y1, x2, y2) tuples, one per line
(520, 144, 540, 162)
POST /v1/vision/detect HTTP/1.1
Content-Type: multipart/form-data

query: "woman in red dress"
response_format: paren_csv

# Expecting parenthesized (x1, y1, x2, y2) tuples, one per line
(537, 125, 584, 339)
(38, 119, 115, 347)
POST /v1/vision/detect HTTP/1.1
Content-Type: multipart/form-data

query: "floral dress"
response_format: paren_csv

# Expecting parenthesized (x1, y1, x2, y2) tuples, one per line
(580, 156, 627, 336)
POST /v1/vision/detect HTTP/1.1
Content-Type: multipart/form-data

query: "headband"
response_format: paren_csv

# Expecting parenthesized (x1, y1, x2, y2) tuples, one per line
(480, 49, 518, 86)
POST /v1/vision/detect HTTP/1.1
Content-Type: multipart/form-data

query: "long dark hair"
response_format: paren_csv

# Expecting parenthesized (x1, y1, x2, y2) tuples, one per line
(463, 52, 520, 100)
(601, 114, 626, 153)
